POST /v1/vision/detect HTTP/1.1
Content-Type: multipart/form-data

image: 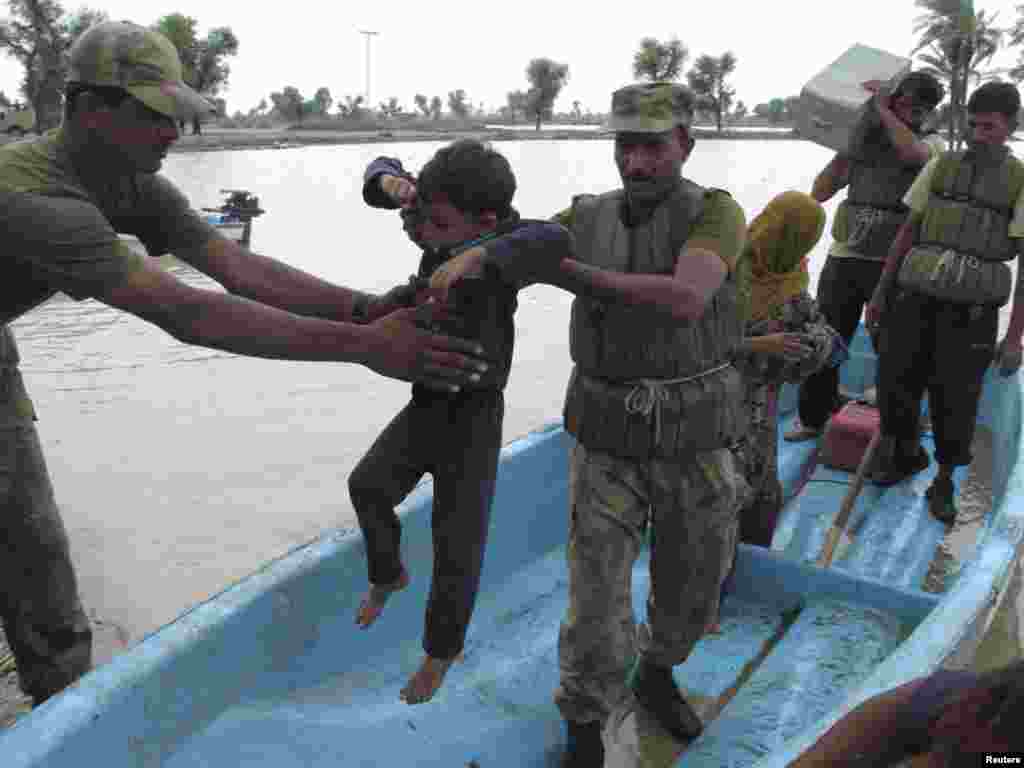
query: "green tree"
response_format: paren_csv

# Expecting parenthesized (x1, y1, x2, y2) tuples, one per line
(153, 13, 198, 82)
(505, 89, 529, 120)
(414, 93, 430, 117)
(0, 1, 106, 131)
(429, 94, 442, 120)
(378, 96, 401, 119)
(312, 86, 332, 115)
(270, 85, 303, 123)
(0, 89, 9, 106)
(525, 57, 569, 130)
(153, 15, 238, 100)
(913, 0, 1002, 149)
(686, 52, 737, 132)
(337, 94, 364, 119)
(632, 36, 688, 82)
(447, 88, 469, 118)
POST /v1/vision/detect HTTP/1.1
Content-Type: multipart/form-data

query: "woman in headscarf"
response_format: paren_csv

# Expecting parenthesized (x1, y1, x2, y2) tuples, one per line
(732, 191, 845, 548)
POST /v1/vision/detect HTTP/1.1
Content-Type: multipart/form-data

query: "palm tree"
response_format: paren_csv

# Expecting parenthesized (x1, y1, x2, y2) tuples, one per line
(912, 0, 1003, 149)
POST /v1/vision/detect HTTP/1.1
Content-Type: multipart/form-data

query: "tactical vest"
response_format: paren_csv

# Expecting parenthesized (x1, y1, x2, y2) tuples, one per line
(831, 138, 928, 260)
(563, 180, 747, 461)
(897, 147, 1024, 306)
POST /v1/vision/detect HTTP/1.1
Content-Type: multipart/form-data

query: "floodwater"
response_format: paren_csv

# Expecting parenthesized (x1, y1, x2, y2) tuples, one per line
(8, 137, 1022, 666)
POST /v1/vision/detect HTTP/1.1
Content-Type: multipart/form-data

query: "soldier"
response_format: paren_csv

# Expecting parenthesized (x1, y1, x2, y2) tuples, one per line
(866, 81, 1024, 521)
(437, 82, 750, 765)
(786, 72, 945, 444)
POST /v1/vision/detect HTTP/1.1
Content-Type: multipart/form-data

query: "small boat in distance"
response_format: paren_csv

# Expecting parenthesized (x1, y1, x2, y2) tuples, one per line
(200, 189, 264, 247)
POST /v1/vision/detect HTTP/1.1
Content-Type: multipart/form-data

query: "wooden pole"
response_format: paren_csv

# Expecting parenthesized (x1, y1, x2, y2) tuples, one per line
(816, 430, 882, 568)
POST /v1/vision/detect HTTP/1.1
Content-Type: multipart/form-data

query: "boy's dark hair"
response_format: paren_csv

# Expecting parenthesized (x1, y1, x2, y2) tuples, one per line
(895, 71, 944, 108)
(64, 83, 129, 120)
(967, 81, 1022, 122)
(416, 139, 516, 219)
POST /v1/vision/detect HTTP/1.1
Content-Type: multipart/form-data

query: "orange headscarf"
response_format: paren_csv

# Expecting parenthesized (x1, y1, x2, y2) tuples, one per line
(743, 191, 826, 324)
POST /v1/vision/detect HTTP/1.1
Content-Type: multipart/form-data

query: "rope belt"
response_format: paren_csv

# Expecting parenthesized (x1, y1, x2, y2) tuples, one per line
(622, 361, 733, 444)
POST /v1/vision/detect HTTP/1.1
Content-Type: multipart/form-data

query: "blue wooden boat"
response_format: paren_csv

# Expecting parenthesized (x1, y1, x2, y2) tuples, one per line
(3, 328, 1022, 767)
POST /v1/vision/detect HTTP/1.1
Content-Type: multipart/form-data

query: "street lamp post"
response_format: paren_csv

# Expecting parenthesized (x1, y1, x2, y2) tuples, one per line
(358, 30, 379, 106)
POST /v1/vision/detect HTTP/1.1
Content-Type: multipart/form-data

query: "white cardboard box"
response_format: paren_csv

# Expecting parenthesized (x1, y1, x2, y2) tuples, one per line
(796, 44, 912, 153)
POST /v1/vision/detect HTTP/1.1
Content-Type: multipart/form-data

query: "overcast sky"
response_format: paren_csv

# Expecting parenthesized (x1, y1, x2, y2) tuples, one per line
(1, 0, 1022, 116)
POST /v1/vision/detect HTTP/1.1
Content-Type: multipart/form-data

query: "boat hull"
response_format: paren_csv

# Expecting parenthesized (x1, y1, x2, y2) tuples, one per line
(2, 328, 1021, 767)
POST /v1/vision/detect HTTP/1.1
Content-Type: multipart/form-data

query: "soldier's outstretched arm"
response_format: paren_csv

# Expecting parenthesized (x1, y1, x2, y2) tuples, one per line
(94, 256, 488, 390)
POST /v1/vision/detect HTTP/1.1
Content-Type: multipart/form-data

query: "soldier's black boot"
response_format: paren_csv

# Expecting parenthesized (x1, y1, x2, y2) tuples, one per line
(628, 657, 703, 743)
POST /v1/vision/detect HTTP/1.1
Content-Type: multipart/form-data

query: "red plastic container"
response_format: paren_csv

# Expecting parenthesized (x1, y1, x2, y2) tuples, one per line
(820, 402, 881, 472)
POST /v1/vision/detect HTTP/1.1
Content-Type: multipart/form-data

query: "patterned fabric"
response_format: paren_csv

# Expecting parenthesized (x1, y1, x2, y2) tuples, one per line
(555, 441, 748, 724)
(735, 292, 845, 384)
(605, 82, 695, 133)
(68, 20, 212, 120)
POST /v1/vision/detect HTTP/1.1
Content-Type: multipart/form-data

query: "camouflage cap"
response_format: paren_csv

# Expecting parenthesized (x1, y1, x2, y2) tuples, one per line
(604, 82, 695, 133)
(68, 20, 214, 121)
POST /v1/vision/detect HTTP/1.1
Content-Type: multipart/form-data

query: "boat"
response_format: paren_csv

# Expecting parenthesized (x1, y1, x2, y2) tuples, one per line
(2, 327, 1022, 767)
(199, 189, 264, 248)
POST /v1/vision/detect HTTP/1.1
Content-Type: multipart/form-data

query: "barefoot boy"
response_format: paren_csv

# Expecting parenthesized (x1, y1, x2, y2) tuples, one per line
(348, 140, 568, 704)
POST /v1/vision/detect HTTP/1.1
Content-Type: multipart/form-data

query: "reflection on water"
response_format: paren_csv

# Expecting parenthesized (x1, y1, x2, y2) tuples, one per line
(7, 139, 1021, 658)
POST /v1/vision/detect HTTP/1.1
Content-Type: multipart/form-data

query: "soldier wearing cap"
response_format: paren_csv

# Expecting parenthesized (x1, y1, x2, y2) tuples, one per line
(439, 80, 748, 765)
(553, 80, 749, 765)
(0, 21, 495, 707)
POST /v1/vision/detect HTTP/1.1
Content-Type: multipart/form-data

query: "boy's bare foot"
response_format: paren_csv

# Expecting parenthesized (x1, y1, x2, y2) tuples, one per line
(399, 654, 456, 704)
(355, 568, 410, 629)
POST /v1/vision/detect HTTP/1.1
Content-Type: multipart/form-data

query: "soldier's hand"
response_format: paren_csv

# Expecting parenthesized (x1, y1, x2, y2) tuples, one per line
(363, 306, 487, 391)
(996, 337, 1023, 377)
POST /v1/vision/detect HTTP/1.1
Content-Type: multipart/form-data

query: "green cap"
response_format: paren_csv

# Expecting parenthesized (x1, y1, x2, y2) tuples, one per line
(68, 20, 213, 121)
(604, 82, 695, 133)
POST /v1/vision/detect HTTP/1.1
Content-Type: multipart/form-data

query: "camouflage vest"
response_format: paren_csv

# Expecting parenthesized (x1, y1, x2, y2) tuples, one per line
(831, 137, 928, 260)
(897, 147, 1024, 306)
(563, 180, 747, 461)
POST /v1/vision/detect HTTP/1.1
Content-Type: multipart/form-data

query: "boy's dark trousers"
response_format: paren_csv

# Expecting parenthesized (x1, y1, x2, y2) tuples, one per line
(349, 388, 504, 660)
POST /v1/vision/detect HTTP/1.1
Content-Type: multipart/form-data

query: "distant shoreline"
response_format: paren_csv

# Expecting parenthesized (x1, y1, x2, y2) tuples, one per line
(162, 125, 804, 154)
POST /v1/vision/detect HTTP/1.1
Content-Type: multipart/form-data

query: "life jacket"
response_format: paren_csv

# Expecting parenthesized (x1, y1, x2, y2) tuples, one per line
(831, 135, 932, 260)
(897, 147, 1024, 306)
(562, 180, 747, 461)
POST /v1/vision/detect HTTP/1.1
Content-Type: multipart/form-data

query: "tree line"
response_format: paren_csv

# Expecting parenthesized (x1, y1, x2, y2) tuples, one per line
(3, 0, 1023, 136)
(0, 1, 237, 132)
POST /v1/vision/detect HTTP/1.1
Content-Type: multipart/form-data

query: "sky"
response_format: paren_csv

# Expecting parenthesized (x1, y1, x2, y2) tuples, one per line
(1, 0, 1023, 116)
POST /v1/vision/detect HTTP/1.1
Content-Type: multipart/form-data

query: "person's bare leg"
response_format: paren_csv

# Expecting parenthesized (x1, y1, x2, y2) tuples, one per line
(355, 567, 410, 629)
(399, 654, 457, 704)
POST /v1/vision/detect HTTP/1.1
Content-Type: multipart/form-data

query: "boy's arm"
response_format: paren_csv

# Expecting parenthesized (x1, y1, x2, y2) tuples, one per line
(363, 157, 415, 209)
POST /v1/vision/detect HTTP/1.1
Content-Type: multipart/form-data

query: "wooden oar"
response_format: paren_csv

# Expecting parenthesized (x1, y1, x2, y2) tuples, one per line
(816, 429, 882, 568)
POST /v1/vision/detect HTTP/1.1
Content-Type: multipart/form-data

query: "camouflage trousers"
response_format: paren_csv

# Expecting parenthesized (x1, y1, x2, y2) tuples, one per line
(555, 440, 748, 725)
(0, 327, 91, 705)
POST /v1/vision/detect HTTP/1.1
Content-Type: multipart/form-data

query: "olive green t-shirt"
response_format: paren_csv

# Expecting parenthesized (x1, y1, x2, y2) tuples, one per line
(0, 129, 217, 327)
(552, 188, 747, 271)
